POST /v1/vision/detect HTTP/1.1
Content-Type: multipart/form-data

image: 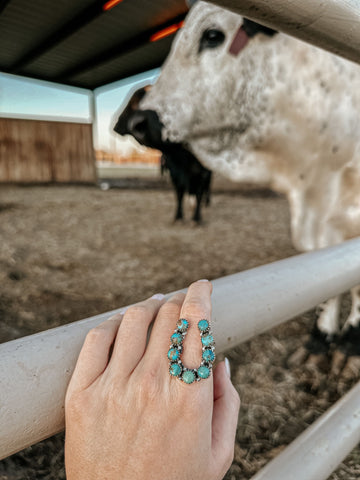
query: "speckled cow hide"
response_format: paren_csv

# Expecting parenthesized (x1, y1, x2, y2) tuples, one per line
(141, 1, 360, 340)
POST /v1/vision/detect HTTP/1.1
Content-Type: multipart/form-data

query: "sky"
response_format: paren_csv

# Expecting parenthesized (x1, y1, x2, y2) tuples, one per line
(0, 68, 160, 152)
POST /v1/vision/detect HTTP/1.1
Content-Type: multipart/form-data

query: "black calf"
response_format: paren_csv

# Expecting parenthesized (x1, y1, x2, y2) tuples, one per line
(114, 87, 212, 223)
(161, 149, 211, 223)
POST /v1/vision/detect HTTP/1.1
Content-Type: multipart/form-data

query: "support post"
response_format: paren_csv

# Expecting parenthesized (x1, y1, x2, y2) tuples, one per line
(88, 90, 99, 181)
(89, 90, 97, 148)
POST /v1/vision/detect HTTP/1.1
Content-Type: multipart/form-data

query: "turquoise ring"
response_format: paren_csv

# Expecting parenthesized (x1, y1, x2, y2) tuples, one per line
(168, 318, 216, 383)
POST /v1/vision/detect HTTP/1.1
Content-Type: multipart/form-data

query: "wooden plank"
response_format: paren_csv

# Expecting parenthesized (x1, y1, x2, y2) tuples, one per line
(0, 118, 96, 183)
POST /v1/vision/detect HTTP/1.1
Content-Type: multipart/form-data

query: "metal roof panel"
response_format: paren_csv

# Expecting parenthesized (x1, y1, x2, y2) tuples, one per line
(0, 0, 187, 89)
(0, 0, 93, 68)
(69, 35, 172, 89)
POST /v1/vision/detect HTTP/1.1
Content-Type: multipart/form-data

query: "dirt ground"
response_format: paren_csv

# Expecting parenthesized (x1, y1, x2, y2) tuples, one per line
(0, 180, 359, 479)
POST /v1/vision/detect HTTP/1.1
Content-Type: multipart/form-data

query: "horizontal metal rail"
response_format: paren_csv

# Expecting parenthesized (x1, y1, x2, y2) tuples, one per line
(251, 379, 360, 480)
(1, 237, 360, 459)
(208, 0, 360, 65)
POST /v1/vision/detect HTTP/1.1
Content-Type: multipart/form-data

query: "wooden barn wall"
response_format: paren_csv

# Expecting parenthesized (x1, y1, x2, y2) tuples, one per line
(0, 118, 97, 183)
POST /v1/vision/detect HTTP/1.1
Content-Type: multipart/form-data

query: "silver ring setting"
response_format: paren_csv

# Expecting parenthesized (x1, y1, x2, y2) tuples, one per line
(168, 318, 216, 383)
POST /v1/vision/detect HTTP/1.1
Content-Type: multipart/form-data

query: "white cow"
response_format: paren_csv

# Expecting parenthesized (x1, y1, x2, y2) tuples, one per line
(130, 1, 360, 353)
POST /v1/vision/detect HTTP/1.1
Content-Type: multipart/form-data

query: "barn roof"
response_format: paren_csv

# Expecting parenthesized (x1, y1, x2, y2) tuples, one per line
(0, 0, 188, 90)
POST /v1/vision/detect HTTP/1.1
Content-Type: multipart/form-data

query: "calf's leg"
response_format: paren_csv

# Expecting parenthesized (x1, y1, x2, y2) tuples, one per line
(337, 285, 360, 356)
(342, 286, 360, 334)
(300, 296, 341, 367)
(192, 190, 203, 223)
(289, 296, 341, 369)
(329, 286, 360, 379)
(315, 296, 341, 343)
(174, 187, 185, 221)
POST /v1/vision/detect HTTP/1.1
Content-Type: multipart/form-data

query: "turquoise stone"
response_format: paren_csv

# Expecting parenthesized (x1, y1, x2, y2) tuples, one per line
(202, 348, 215, 363)
(167, 348, 180, 361)
(177, 318, 189, 332)
(169, 363, 182, 377)
(171, 332, 183, 345)
(198, 319, 209, 332)
(182, 370, 196, 384)
(201, 334, 214, 346)
(197, 365, 210, 379)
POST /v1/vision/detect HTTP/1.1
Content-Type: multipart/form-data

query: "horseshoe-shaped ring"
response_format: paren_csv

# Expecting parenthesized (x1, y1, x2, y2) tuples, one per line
(167, 318, 216, 384)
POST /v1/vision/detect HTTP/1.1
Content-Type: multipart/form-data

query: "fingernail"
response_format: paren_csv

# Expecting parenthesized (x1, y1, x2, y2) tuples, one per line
(225, 357, 231, 378)
(198, 279, 209, 282)
(151, 293, 165, 300)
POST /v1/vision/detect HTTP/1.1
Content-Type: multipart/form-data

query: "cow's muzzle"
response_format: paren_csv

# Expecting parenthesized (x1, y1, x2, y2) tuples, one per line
(114, 109, 163, 149)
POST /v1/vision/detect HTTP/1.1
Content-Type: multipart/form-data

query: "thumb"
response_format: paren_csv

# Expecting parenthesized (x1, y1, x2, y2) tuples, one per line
(211, 359, 240, 474)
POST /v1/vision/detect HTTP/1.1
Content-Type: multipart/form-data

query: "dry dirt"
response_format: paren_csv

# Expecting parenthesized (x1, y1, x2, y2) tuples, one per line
(0, 181, 359, 479)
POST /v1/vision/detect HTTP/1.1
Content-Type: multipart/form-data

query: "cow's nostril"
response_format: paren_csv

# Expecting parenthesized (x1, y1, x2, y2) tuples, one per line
(128, 113, 149, 140)
(132, 118, 148, 136)
(126, 109, 162, 148)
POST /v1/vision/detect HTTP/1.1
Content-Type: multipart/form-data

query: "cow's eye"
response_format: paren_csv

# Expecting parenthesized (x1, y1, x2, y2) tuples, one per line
(199, 29, 225, 53)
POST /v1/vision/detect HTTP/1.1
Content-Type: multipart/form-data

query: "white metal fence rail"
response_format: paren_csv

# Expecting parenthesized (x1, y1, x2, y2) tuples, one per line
(208, 0, 360, 65)
(1, 237, 360, 473)
(252, 379, 360, 480)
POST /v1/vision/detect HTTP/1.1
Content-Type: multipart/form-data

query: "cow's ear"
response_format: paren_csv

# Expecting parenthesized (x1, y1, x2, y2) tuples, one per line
(199, 28, 226, 53)
(130, 88, 147, 109)
(242, 18, 277, 37)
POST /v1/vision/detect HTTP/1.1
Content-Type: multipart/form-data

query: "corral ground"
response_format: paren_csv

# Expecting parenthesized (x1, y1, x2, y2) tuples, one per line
(0, 178, 359, 480)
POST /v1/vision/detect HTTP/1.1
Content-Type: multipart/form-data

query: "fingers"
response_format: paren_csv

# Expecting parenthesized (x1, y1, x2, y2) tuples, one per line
(146, 292, 185, 364)
(145, 280, 213, 371)
(211, 360, 240, 474)
(68, 281, 214, 397)
(67, 313, 123, 393)
(143, 280, 213, 392)
(107, 294, 166, 379)
(179, 280, 213, 368)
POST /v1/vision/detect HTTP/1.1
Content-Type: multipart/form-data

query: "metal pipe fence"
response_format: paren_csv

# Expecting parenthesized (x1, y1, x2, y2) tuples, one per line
(208, 0, 360, 65)
(1, 237, 360, 463)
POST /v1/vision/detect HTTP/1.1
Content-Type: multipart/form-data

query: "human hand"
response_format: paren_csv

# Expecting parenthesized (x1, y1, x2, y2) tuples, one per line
(65, 280, 240, 480)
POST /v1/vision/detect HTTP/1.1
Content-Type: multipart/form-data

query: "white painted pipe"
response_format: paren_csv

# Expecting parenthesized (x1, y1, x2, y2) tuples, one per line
(251, 379, 360, 480)
(1, 237, 360, 459)
(207, 0, 360, 65)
